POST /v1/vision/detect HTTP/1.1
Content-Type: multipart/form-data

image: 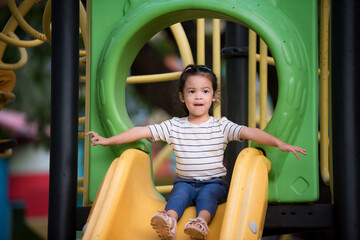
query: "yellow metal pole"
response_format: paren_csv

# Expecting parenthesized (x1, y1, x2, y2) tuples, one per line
(0, 33, 42, 48)
(0, 32, 28, 70)
(79, 50, 86, 56)
(197, 19, 205, 65)
(328, 0, 334, 203)
(78, 116, 86, 125)
(126, 72, 182, 84)
(78, 115, 86, 138)
(320, 0, 330, 186)
(42, 0, 51, 42)
(0, 0, 42, 61)
(213, 19, 221, 118)
(7, 0, 47, 41)
(259, 38, 268, 130)
(79, 76, 86, 82)
(255, 54, 275, 66)
(127, 24, 193, 84)
(169, 23, 194, 67)
(248, 30, 257, 132)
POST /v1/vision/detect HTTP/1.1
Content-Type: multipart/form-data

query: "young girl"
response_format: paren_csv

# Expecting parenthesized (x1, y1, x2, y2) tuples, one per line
(86, 64, 306, 240)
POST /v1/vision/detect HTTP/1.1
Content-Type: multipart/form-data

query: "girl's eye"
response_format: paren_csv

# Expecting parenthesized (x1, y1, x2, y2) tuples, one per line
(189, 90, 195, 94)
(203, 90, 209, 93)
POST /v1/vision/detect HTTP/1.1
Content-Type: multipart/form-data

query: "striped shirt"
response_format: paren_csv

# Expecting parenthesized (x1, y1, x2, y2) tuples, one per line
(148, 116, 245, 181)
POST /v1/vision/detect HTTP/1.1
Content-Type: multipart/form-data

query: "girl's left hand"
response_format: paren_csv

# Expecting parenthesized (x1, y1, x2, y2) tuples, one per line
(278, 143, 307, 160)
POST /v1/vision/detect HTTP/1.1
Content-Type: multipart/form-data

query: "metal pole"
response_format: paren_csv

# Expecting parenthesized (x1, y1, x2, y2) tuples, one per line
(222, 22, 249, 184)
(48, 0, 79, 238)
(331, 0, 360, 238)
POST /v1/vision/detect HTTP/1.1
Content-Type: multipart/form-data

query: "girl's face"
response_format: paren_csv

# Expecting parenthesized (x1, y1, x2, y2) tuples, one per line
(179, 75, 217, 123)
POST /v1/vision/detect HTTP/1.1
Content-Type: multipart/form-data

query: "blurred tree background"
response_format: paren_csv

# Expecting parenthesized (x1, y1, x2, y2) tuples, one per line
(0, 1, 51, 147)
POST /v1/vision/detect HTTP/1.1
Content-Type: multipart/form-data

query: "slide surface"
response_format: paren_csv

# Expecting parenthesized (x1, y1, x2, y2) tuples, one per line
(83, 148, 270, 240)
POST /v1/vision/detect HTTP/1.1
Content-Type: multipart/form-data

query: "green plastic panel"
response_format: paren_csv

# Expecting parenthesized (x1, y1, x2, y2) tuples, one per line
(89, 0, 318, 202)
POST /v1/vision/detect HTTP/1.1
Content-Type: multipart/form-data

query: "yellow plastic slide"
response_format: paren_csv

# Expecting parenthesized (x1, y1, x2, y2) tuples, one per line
(82, 148, 271, 240)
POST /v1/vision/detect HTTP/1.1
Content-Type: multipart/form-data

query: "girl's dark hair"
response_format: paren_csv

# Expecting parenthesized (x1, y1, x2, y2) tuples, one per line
(178, 64, 218, 93)
(178, 64, 218, 115)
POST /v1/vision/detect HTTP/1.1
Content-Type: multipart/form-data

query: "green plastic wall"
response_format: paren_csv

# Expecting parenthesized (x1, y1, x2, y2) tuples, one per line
(89, 0, 319, 203)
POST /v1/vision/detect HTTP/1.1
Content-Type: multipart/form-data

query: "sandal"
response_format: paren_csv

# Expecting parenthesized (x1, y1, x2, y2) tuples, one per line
(151, 211, 177, 240)
(184, 217, 209, 240)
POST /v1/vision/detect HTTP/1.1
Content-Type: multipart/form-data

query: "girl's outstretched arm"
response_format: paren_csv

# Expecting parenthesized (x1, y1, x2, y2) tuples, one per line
(240, 127, 307, 160)
(86, 126, 152, 146)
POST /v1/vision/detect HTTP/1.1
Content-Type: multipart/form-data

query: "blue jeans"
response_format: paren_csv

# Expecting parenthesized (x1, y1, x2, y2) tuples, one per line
(165, 177, 229, 222)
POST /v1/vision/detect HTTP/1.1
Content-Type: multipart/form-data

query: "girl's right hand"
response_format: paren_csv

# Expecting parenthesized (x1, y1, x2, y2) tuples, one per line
(86, 131, 108, 146)
(277, 142, 307, 160)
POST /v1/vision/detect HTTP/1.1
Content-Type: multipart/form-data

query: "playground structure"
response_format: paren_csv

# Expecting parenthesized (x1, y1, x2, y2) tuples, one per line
(0, 0, 359, 239)
(82, 1, 319, 239)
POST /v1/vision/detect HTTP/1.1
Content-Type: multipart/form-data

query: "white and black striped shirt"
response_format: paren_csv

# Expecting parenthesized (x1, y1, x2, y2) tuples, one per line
(148, 117, 245, 181)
